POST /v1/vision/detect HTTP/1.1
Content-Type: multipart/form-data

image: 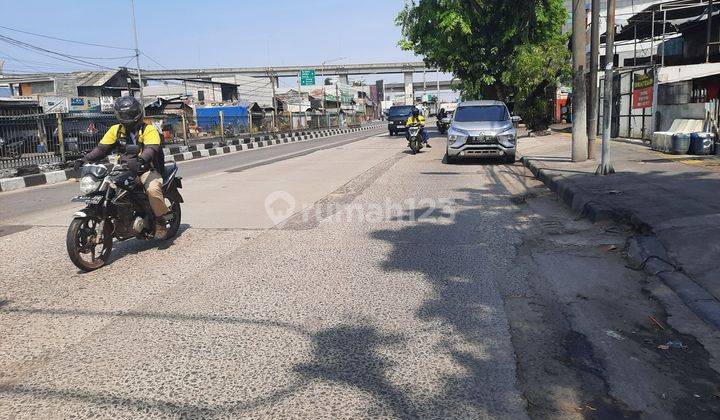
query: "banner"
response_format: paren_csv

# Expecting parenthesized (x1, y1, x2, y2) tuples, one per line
(100, 96, 115, 112)
(40, 96, 69, 113)
(632, 73, 654, 109)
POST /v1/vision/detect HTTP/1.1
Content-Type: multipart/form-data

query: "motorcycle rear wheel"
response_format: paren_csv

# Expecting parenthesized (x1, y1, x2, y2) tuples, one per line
(66, 217, 113, 272)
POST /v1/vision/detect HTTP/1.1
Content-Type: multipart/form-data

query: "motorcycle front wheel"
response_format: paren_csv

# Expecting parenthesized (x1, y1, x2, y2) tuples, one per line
(163, 198, 182, 240)
(410, 139, 421, 154)
(66, 217, 113, 272)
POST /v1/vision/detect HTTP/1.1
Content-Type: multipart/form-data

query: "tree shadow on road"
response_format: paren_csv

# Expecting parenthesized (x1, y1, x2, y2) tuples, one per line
(294, 323, 417, 418)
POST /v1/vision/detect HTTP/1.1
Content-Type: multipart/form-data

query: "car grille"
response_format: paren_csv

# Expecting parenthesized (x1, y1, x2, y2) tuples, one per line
(467, 135, 496, 144)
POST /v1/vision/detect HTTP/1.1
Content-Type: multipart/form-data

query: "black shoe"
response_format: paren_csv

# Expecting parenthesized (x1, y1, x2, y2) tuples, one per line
(425, 143, 432, 148)
(159, 211, 174, 225)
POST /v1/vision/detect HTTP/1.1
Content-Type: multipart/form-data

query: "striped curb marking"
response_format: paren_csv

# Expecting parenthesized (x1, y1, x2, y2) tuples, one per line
(0, 124, 384, 193)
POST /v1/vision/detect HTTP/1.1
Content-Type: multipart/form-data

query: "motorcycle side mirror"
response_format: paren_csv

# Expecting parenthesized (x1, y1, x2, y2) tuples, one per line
(125, 144, 141, 155)
(511, 115, 522, 123)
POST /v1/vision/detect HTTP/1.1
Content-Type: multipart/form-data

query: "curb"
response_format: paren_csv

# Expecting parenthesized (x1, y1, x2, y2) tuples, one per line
(521, 155, 720, 329)
(0, 124, 384, 193)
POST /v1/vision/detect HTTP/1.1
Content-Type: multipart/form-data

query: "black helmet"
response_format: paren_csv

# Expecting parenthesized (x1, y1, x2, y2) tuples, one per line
(113, 96, 143, 125)
(412, 108, 420, 117)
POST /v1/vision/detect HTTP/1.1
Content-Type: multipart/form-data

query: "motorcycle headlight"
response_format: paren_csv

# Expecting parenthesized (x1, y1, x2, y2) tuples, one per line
(79, 175, 101, 195)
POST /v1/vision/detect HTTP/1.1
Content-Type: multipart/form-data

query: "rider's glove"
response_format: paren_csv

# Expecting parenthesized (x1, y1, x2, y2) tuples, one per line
(73, 158, 87, 172)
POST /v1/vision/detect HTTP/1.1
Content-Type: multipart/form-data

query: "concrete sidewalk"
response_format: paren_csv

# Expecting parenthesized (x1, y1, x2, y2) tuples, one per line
(518, 133, 720, 328)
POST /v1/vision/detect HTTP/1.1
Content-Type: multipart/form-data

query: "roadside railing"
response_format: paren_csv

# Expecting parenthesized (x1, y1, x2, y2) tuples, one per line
(0, 109, 377, 172)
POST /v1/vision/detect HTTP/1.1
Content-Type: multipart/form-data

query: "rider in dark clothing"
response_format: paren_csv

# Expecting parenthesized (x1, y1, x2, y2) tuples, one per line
(77, 96, 172, 237)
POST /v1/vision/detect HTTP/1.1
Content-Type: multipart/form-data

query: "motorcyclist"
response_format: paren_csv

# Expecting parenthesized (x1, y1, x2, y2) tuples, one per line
(437, 108, 447, 120)
(75, 95, 173, 238)
(405, 108, 430, 148)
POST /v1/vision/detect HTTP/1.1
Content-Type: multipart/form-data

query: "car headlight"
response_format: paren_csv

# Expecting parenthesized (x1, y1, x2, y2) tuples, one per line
(497, 131, 516, 147)
(448, 131, 467, 142)
(79, 175, 102, 195)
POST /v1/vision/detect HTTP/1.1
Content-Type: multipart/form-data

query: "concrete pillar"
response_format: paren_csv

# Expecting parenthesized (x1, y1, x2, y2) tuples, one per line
(338, 73, 349, 85)
(271, 76, 279, 88)
(404, 72, 414, 105)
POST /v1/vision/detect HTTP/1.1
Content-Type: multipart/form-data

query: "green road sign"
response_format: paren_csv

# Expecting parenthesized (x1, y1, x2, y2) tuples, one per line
(300, 69, 316, 86)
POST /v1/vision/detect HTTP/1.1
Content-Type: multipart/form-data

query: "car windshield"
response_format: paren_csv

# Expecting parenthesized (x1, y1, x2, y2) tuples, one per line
(454, 105, 509, 122)
(388, 106, 414, 117)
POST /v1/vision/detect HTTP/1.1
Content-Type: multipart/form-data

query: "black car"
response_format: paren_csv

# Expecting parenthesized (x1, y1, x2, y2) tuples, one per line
(386, 105, 416, 136)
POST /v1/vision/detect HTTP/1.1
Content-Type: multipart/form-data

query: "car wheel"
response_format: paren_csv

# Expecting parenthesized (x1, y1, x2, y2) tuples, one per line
(445, 151, 455, 164)
(504, 154, 516, 164)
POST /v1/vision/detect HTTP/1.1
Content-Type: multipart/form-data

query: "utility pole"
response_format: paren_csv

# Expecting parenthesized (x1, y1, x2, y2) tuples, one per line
(130, 0, 144, 111)
(335, 82, 341, 128)
(587, 0, 600, 159)
(269, 69, 277, 131)
(597, 0, 616, 175)
(571, 0, 588, 162)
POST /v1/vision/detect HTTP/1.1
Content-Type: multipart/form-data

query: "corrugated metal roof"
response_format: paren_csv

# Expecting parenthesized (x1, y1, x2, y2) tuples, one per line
(73, 71, 118, 87)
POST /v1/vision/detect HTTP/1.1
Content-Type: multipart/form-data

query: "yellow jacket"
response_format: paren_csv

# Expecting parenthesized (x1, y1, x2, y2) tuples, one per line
(406, 115, 426, 126)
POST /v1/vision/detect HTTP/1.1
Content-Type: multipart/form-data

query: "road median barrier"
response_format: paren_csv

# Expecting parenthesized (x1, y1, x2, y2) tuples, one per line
(0, 124, 384, 193)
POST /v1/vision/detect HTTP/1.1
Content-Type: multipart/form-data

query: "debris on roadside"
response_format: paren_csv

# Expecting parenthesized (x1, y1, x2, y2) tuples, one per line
(649, 315, 666, 330)
(657, 340, 684, 350)
(605, 330, 626, 341)
(602, 244, 618, 252)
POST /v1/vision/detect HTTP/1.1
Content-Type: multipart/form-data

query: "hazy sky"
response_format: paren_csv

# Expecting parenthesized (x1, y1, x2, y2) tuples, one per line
(0, 1, 418, 75)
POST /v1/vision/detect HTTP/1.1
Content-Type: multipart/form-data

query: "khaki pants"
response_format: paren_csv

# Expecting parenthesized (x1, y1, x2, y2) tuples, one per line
(140, 171, 169, 217)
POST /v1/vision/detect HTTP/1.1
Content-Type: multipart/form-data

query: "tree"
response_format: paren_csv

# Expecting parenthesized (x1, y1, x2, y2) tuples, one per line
(397, 0, 569, 128)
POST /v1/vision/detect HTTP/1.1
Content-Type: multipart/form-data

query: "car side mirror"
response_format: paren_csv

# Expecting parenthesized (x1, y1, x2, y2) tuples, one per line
(511, 115, 521, 123)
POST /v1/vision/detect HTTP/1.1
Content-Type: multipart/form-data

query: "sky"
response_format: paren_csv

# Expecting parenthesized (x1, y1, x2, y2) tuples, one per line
(0, 1, 431, 83)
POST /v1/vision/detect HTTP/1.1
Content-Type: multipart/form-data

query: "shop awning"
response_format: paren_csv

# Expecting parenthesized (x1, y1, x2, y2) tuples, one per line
(657, 62, 720, 84)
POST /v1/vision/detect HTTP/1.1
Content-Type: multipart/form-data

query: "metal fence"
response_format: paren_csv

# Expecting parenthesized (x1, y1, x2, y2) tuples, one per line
(0, 113, 116, 170)
(598, 66, 654, 140)
(0, 109, 372, 170)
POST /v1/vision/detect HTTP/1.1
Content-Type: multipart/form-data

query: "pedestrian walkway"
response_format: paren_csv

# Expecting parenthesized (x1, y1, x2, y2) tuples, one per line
(518, 133, 720, 326)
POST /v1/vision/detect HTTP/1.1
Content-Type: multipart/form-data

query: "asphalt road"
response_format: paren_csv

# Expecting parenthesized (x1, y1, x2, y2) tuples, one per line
(1, 128, 719, 418)
(0, 127, 385, 226)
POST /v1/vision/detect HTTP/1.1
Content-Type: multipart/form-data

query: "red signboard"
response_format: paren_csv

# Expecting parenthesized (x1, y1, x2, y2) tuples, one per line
(633, 87, 653, 109)
(632, 73, 654, 109)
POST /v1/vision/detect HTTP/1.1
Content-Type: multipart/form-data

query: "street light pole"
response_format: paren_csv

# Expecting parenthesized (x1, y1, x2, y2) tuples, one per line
(130, 0, 144, 112)
(597, 0, 616, 175)
(571, 0, 588, 162)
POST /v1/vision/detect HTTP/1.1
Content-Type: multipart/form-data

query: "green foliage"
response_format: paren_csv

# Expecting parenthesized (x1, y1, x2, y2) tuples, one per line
(397, 0, 570, 128)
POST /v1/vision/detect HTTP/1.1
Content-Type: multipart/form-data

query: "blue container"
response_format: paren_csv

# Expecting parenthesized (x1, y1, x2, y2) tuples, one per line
(690, 132, 715, 155)
(672, 133, 691, 155)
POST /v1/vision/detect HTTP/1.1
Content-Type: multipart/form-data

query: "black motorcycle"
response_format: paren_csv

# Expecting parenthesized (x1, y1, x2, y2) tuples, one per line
(67, 145, 183, 271)
(407, 124, 424, 155)
(436, 116, 451, 134)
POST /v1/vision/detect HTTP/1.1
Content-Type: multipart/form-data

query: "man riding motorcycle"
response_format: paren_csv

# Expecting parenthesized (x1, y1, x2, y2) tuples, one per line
(405, 108, 430, 148)
(75, 96, 173, 238)
(437, 108, 447, 120)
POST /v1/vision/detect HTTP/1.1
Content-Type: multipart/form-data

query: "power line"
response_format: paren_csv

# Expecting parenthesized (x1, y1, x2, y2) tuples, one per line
(141, 51, 169, 70)
(0, 24, 133, 50)
(0, 34, 116, 70)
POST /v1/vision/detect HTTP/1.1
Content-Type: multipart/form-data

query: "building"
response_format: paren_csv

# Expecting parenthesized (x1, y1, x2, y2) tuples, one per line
(4, 69, 139, 98)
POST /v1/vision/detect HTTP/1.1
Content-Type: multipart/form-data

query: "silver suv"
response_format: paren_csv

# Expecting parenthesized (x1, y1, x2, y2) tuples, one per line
(445, 100, 519, 164)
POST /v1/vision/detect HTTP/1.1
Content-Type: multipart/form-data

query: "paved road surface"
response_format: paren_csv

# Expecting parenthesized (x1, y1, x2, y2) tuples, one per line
(2, 128, 719, 418)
